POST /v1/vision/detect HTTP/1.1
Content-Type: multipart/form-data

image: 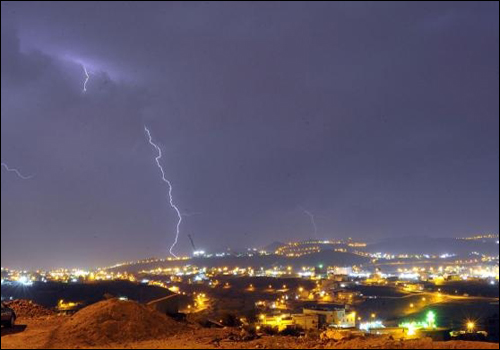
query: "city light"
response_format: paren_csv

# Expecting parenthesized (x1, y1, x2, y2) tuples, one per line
(359, 320, 385, 331)
(426, 311, 436, 329)
(18, 276, 33, 287)
(399, 311, 438, 334)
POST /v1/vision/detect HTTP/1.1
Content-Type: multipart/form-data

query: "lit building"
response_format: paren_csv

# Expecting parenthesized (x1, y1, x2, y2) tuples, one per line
(259, 314, 295, 331)
(303, 307, 356, 328)
(259, 313, 320, 331)
(292, 314, 320, 330)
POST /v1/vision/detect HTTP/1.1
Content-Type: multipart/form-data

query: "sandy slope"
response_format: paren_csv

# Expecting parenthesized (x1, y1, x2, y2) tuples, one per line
(1, 319, 498, 349)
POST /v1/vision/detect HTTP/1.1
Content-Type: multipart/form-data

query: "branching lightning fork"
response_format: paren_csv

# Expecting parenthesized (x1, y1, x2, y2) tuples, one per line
(82, 65, 90, 93)
(1, 162, 33, 180)
(144, 126, 183, 258)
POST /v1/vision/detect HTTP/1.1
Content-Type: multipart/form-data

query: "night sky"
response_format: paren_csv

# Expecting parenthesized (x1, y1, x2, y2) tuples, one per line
(1, 2, 498, 269)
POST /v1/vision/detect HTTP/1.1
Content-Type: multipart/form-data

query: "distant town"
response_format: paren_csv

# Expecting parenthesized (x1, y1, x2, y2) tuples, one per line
(2, 234, 498, 343)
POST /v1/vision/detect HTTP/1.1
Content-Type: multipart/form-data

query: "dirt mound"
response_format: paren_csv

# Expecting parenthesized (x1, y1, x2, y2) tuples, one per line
(5, 299, 54, 318)
(53, 298, 183, 347)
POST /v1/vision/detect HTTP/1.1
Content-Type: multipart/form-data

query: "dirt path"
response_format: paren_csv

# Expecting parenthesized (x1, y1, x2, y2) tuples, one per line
(1, 317, 66, 349)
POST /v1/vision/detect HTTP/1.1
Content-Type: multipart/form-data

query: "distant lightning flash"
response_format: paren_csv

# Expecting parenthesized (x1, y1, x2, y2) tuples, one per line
(144, 126, 183, 258)
(303, 209, 318, 239)
(82, 65, 90, 93)
(1, 162, 33, 180)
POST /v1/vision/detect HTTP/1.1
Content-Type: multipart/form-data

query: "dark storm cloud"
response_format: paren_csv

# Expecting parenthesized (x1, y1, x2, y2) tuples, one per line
(1, 2, 498, 269)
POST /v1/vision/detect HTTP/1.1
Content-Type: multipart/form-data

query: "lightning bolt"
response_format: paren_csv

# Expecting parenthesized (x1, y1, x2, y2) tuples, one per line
(303, 209, 318, 239)
(144, 126, 183, 258)
(1, 162, 33, 180)
(82, 65, 90, 93)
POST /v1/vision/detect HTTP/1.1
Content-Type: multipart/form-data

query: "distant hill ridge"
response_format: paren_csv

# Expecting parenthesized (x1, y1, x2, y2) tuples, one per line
(367, 236, 499, 256)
